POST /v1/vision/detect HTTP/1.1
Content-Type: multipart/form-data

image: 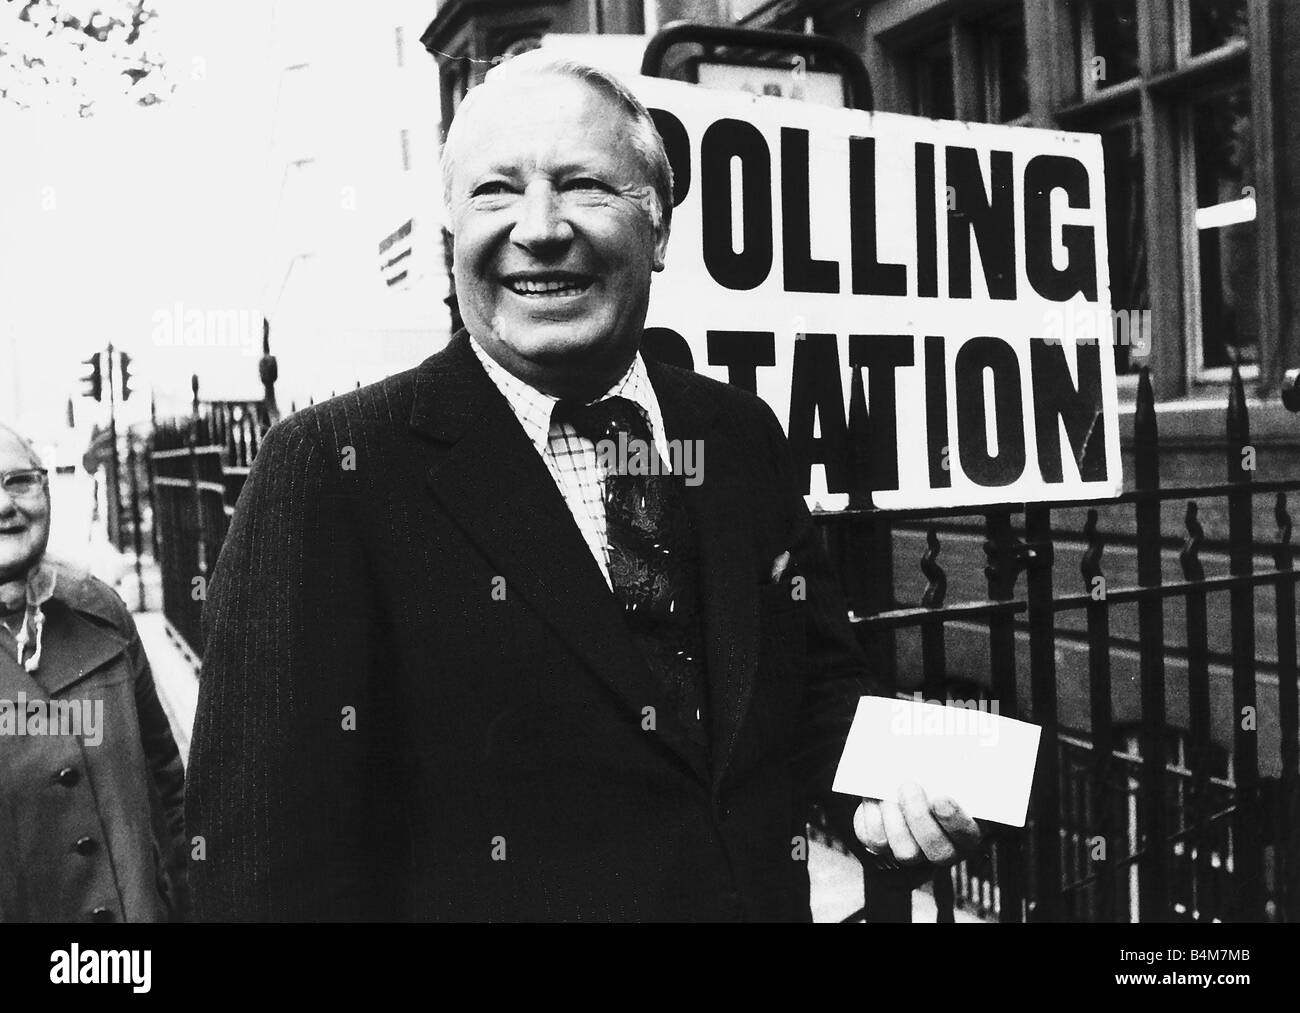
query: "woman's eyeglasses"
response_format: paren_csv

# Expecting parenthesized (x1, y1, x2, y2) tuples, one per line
(0, 468, 48, 498)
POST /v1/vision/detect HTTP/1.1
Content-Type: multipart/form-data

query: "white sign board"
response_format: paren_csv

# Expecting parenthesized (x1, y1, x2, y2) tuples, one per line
(629, 77, 1123, 510)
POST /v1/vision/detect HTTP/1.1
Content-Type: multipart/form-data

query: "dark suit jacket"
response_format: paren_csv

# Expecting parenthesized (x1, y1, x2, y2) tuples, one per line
(187, 330, 876, 922)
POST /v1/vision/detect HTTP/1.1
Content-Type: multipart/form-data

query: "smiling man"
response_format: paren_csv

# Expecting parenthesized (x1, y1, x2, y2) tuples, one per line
(187, 51, 981, 922)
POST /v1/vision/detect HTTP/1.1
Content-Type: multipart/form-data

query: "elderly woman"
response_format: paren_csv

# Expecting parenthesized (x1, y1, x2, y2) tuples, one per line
(0, 423, 188, 922)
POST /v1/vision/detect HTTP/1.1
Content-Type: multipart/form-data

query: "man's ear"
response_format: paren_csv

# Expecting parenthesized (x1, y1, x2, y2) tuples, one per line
(652, 221, 671, 272)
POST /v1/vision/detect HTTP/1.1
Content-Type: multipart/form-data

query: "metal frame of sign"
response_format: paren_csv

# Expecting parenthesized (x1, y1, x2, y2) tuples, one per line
(640, 21, 874, 113)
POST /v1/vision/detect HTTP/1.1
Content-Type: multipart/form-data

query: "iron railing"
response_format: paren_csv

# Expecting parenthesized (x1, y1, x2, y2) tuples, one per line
(148, 376, 273, 654)
(815, 367, 1300, 923)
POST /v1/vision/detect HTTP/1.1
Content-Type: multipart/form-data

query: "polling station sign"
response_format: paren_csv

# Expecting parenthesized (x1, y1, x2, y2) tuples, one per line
(629, 76, 1123, 511)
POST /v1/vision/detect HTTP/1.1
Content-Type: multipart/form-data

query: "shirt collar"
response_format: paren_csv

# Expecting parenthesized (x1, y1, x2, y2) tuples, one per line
(469, 337, 670, 462)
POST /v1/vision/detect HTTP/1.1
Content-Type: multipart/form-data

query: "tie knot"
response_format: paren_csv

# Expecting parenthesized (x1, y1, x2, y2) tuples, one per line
(555, 395, 651, 446)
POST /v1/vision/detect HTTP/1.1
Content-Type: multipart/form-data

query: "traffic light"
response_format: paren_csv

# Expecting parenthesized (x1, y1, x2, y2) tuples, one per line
(120, 351, 134, 402)
(80, 353, 102, 402)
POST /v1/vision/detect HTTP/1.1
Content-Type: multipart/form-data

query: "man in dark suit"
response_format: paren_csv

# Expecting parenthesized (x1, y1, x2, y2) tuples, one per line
(187, 51, 981, 922)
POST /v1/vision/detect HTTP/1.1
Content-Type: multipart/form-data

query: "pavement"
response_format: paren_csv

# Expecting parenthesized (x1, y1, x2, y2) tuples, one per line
(103, 553, 200, 768)
(808, 839, 987, 922)
(133, 610, 199, 768)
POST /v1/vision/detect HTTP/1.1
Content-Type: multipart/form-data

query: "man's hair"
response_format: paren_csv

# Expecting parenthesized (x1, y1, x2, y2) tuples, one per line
(0, 424, 42, 469)
(440, 50, 674, 238)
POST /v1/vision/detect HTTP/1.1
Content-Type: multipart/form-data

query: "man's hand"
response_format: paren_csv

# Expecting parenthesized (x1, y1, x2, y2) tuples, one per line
(853, 782, 984, 869)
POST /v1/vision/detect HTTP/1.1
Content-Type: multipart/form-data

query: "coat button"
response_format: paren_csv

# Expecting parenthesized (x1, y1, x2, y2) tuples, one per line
(74, 836, 98, 856)
(56, 767, 79, 787)
(89, 907, 115, 923)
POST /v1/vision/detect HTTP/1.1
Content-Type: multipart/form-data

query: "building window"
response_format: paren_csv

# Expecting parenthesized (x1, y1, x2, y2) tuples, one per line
(1186, 85, 1256, 374)
(1077, 0, 1140, 96)
(895, 4, 1028, 124)
(1100, 119, 1149, 374)
(1053, 0, 1268, 391)
(1182, 0, 1248, 58)
(912, 34, 954, 119)
(978, 6, 1029, 123)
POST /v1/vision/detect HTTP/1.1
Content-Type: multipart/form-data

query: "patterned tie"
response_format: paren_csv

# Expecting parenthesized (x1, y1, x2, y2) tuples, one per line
(555, 395, 708, 744)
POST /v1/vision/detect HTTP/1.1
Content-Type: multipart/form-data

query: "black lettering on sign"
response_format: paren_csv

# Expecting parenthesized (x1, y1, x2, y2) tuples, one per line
(1030, 339, 1108, 482)
(700, 118, 773, 291)
(955, 336, 1026, 486)
(924, 335, 951, 489)
(648, 108, 691, 208)
(781, 128, 839, 293)
(707, 330, 776, 393)
(848, 335, 913, 492)
(915, 143, 938, 299)
(947, 148, 1016, 300)
(849, 136, 907, 296)
(1024, 155, 1098, 302)
(641, 327, 694, 370)
(787, 333, 849, 495)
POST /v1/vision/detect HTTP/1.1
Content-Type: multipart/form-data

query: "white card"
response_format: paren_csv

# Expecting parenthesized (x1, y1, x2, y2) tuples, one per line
(832, 695, 1043, 827)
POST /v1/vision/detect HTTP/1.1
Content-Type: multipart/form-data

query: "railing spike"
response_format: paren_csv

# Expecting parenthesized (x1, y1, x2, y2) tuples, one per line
(920, 525, 947, 609)
(1134, 366, 1159, 491)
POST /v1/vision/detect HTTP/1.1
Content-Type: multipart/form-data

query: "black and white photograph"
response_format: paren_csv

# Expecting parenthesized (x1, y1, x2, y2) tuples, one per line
(0, 0, 1294, 991)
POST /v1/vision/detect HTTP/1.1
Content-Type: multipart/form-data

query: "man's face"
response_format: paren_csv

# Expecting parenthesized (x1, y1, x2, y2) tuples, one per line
(448, 74, 669, 399)
(0, 431, 49, 583)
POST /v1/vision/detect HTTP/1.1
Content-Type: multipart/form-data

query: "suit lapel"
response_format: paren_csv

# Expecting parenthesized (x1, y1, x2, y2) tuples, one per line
(646, 361, 760, 788)
(410, 333, 709, 780)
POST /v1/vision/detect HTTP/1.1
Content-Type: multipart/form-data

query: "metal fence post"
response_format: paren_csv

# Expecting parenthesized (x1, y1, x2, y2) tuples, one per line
(1133, 368, 1169, 922)
(919, 526, 955, 922)
(1225, 366, 1263, 920)
(1272, 492, 1297, 922)
(984, 508, 1025, 922)
(1179, 499, 1215, 918)
(188, 374, 208, 645)
(1025, 503, 1061, 921)
(1082, 509, 1116, 920)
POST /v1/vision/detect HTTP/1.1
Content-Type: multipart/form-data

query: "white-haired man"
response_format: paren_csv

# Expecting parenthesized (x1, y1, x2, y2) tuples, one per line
(188, 51, 981, 922)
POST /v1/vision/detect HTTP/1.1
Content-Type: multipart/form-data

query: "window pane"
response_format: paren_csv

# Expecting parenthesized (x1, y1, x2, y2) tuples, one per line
(1088, 0, 1140, 90)
(1189, 0, 1248, 55)
(1101, 122, 1148, 374)
(914, 39, 955, 119)
(1192, 87, 1256, 370)
(993, 14, 1029, 121)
